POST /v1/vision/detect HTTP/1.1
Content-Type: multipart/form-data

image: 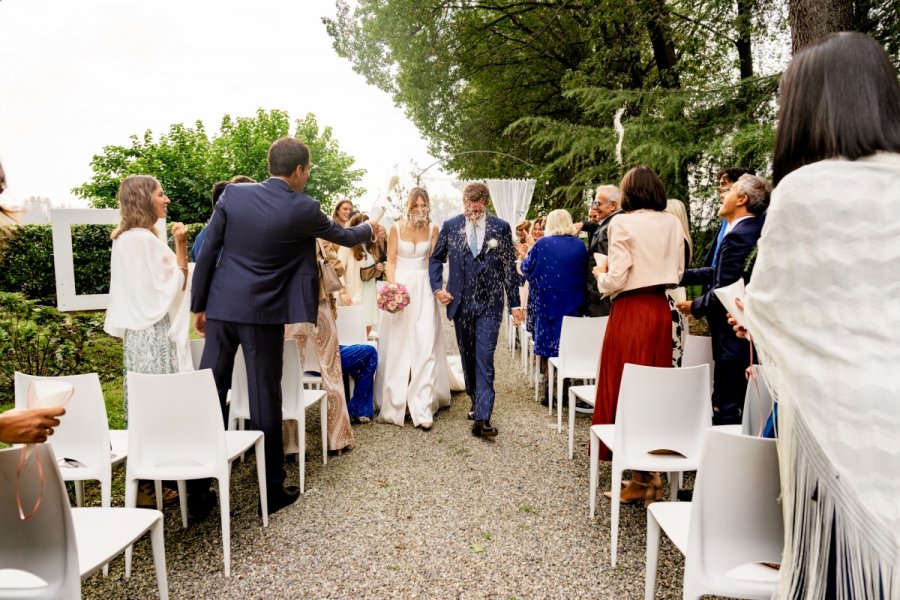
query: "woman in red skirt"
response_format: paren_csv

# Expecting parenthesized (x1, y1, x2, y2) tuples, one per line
(591, 166, 685, 505)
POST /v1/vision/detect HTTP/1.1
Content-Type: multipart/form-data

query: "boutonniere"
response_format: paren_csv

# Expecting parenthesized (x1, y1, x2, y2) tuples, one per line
(486, 238, 499, 251)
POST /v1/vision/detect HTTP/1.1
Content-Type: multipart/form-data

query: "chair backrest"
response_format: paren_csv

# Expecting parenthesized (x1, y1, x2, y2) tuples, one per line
(126, 370, 227, 478)
(189, 339, 205, 370)
(614, 364, 712, 460)
(228, 346, 250, 423)
(302, 336, 321, 375)
(0, 445, 80, 599)
(682, 334, 714, 388)
(686, 429, 783, 590)
(14, 372, 111, 477)
(281, 340, 309, 419)
(742, 365, 774, 437)
(335, 305, 368, 346)
(557, 316, 608, 374)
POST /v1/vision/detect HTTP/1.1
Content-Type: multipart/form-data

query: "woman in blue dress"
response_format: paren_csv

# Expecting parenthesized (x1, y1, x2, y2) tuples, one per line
(520, 209, 587, 382)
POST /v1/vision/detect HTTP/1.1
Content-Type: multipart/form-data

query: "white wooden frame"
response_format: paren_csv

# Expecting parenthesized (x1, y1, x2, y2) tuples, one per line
(51, 209, 165, 312)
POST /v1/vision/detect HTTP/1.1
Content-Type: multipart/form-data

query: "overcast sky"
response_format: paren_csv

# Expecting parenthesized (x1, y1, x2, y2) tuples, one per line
(0, 0, 443, 209)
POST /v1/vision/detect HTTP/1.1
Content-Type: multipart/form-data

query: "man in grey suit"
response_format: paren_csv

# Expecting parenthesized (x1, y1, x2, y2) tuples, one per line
(584, 184, 621, 317)
(191, 137, 374, 516)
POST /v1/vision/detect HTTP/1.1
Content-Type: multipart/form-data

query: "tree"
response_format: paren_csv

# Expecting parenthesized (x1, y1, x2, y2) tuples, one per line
(73, 109, 366, 223)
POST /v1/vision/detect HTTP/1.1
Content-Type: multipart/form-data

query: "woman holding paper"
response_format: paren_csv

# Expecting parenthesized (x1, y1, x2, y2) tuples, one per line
(742, 33, 900, 598)
(104, 174, 190, 507)
(591, 165, 684, 505)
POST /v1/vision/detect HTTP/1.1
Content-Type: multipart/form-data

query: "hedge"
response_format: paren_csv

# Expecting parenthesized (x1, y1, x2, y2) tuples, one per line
(0, 223, 204, 307)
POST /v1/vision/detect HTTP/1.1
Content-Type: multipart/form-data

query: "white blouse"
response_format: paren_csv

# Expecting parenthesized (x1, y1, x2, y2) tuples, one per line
(104, 228, 196, 369)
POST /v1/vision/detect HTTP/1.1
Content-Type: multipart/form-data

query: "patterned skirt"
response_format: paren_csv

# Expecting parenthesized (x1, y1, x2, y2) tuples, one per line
(123, 314, 178, 426)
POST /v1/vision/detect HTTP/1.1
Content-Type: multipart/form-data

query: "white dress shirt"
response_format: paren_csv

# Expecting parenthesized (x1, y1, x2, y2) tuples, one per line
(465, 215, 486, 254)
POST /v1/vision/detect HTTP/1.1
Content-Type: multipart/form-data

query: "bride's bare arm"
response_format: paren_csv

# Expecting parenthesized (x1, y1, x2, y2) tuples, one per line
(385, 223, 399, 283)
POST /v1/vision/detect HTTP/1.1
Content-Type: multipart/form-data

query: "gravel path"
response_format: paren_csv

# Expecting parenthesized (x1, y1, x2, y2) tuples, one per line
(83, 321, 695, 599)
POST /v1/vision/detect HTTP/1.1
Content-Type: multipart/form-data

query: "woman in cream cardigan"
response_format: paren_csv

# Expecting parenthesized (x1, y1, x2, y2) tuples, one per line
(104, 174, 190, 506)
(337, 212, 383, 334)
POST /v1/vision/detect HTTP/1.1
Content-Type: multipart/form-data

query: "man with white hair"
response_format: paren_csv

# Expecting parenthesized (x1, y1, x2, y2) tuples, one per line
(676, 173, 770, 424)
(585, 184, 622, 317)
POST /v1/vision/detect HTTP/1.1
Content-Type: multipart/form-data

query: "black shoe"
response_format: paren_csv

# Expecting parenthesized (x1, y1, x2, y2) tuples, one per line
(676, 488, 693, 502)
(259, 485, 300, 516)
(466, 409, 476, 420)
(574, 400, 594, 413)
(188, 489, 217, 522)
(472, 420, 498, 438)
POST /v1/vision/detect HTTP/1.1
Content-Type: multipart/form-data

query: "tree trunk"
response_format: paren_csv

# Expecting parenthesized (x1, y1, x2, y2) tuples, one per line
(790, 0, 854, 53)
(642, 0, 680, 88)
(736, 0, 754, 78)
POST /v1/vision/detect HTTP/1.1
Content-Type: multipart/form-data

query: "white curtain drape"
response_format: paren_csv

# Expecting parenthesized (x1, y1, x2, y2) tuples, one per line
(452, 178, 536, 238)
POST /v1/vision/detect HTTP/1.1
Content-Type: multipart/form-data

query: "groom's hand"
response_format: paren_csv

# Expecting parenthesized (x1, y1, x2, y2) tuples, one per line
(512, 307, 525, 326)
(435, 289, 453, 305)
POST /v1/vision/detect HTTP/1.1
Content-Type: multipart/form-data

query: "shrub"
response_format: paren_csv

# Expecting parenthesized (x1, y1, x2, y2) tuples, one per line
(0, 292, 108, 405)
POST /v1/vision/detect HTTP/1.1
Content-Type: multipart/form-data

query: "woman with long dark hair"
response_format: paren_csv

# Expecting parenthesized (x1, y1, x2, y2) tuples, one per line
(743, 32, 900, 598)
(591, 166, 684, 505)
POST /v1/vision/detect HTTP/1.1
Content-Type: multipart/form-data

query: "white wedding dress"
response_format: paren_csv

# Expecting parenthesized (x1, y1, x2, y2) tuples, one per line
(375, 224, 452, 426)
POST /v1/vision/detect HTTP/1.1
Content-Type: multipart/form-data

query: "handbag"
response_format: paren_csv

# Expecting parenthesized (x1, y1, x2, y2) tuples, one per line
(317, 241, 343, 293)
(359, 262, 379, 282)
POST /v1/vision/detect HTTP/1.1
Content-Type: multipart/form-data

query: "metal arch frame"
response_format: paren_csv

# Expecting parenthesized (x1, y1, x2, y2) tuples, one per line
(414, 150, 538, 184)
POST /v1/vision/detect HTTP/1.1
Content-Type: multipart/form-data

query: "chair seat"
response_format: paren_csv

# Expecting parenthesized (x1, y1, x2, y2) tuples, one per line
(225, 430, 264, 462)
(72, 507, 162, 579)
(109, 429, 128, 467)
(647, 502, 691, 554)
(570, 385, 595, 413)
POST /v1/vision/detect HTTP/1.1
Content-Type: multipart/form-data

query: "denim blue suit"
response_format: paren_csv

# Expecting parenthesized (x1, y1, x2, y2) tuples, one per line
(429, 214, 519, 421)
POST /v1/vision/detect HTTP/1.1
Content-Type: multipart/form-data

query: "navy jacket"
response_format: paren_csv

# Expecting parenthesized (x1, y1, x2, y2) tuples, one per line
(191, 178, 371, 325)
(429, 214, 519, 321)
(681, 214, 765, 361)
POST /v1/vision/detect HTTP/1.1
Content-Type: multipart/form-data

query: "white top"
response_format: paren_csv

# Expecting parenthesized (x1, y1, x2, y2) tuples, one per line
(744, 153, 900, 596)
(104, 228, 192, 370)
(595, 210, 684, 298)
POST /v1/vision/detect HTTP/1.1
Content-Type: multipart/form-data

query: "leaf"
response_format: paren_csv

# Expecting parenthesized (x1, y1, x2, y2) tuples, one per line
(470, 543, 486, 554)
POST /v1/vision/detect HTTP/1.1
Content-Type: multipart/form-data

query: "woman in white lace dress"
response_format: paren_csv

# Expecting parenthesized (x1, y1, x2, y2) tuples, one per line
(375, 187, 451, 429)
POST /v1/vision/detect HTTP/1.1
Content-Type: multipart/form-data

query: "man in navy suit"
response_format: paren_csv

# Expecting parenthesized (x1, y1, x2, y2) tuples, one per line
(429, 182, 523, 438)
(677, 173, 770, 425)
(191, 137, 374, 516)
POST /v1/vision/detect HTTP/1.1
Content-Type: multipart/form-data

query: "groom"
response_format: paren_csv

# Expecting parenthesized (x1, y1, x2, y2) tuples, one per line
(430, 182, 524, 437)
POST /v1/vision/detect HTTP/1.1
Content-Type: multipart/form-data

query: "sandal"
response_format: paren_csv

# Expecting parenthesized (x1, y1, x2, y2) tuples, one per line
(137, 481, 179, 509)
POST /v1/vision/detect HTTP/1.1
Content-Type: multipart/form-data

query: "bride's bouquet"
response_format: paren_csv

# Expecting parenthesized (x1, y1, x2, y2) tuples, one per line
(377, 282, 410, 314)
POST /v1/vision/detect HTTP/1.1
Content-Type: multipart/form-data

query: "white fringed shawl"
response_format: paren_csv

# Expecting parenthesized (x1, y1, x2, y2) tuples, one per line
(745, 153, 900, 599)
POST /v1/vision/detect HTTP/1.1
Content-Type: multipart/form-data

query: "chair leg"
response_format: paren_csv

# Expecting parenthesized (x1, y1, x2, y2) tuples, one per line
(254, 437, 268, 528)
(645, 509, 661, 600)
(74, 480, 85, 508)
(124, 477, 139, 574)
(547, 361, 555, 416)
(320, 397, 328, 466)
(589, 429, 599, 518)
(568, 388, 576, 460)
(610, 466, 623, 567)
(668, 471, 679, 501)
(178, 480, 188, 529)
(149, 516, 169, 600)
(299, 409, 307, 495)
(218, 477, 231, 577)
(557, 376, 564, 433)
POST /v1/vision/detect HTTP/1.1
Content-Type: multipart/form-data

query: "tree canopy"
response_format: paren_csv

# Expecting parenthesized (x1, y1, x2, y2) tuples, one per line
(73, 109, 365, 223)
(325, 0, 898, 234)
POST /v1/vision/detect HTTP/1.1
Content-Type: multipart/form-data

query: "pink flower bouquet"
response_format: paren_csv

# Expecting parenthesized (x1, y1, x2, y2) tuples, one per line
(377, 282, 411, 314)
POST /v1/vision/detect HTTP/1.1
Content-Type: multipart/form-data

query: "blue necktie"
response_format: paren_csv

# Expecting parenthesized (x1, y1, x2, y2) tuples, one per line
(469, 224, 479, 256)
(711, 222, 727, 267)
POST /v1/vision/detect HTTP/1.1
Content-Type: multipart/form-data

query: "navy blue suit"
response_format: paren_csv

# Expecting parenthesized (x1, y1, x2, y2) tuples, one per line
(682, 214, 764, 424)
(429, 214, 519, 421)
(191, 177, 371, 490)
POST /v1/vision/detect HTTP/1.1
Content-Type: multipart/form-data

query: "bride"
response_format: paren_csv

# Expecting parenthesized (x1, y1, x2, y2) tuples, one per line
(375, 187, 451, 429)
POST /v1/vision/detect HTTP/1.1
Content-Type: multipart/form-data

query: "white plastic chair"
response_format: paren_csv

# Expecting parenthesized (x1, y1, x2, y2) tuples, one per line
(336, 304, 369, 346)
(567, 384, 596, 459)
(124, 370, 268, 577)
(281, 340, 328, 494)
(0, 445, 168, 599)
(645, 429, 782, 599)
(189, 338, 205, 370)
(301, 336, 323, 390)
(589, 363, 711, 567)
(547, 316, 607, 422)
(682, 335, 715, 389)
(14, 372, 125, 509)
